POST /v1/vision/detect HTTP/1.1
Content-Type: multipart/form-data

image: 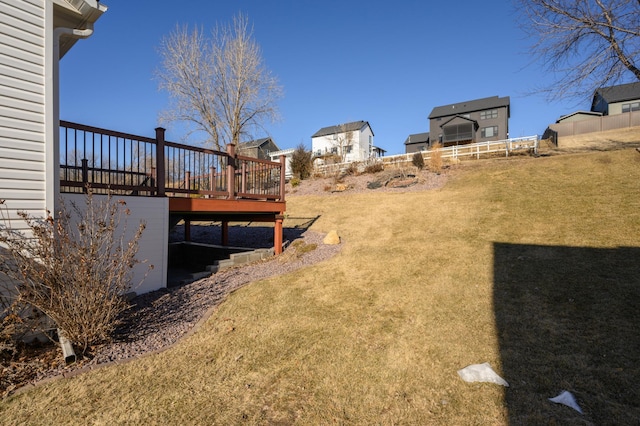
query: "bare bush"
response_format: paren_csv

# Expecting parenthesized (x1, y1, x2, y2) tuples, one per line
(412, 152, 425, 170)
(429, 143, 444, 173)
(0, 192, 149, 354)
(363, 162, 384, 174)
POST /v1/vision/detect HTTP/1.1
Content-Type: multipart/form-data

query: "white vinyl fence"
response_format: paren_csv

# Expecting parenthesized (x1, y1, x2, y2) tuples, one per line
(315, 136, 539, 176)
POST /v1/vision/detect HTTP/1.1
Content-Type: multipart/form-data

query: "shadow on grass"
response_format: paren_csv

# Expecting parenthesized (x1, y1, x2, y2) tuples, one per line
(493, 243, 640, 424)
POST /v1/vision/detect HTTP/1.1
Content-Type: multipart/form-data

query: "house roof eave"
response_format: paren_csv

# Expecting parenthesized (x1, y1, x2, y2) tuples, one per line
(591, 81, 640, 108)
(312, 120, 373, 138)
(429, 95, 510, 119)
(54, 0, 107, 58)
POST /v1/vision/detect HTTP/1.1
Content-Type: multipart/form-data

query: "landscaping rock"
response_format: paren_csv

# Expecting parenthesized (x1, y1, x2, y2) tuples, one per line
(323, 230, 340, 245)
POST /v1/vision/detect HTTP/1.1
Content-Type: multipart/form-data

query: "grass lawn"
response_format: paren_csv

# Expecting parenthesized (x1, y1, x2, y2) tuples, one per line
(1, 148, 639, 424)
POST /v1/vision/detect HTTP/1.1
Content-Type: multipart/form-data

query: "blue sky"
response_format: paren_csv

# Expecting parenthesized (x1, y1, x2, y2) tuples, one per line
(61, 0, 589, 154)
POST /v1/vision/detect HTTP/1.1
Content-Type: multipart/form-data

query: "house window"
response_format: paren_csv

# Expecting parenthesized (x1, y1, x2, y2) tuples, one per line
(331, 147, 338, 154)
(622, 102, 640, 113)
(480, 109, 498, 120)
(345, 145, 353, 154)
(443, 123, 473, 143)
(481, 126, 498, 138)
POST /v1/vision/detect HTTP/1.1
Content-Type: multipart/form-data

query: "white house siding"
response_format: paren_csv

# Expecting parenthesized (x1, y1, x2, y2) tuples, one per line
(0, 0, 47, 231)
(62, 194, 169, 295)
(357, 126, 373, 162)
(312, 126, 374, 163)
(269, 148, 294, 179)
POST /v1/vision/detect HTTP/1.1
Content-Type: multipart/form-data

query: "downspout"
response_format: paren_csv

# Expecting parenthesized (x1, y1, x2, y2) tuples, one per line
(50, 24, 95, 216)
(50, 25, 95, 364)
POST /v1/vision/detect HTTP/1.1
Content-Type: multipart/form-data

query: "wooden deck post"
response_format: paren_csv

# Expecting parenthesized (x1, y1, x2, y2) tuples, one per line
(226, 143, 236, 199)
(279, 154, 286, 201)
(155, 127, 166, 197)
(241, 161, 247, 194)
(274, 215, 284, 255)
(221, 221, 229, 246)
(184, 218, 191, 242)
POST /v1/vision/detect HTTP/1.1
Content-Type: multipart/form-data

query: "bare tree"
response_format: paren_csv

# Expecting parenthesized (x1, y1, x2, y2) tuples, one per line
(517, 0, 640, 100)
(156, 13, 282, 150)
(331, 123, 356, 163)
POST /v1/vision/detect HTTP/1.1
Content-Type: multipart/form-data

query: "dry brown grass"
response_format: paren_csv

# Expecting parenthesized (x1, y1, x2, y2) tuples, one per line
(1, 149, 639, 424)
(557, 126, 640, 151)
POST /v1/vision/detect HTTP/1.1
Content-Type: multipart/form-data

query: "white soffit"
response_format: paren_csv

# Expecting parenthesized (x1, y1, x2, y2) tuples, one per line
(53, 0, 107, 58)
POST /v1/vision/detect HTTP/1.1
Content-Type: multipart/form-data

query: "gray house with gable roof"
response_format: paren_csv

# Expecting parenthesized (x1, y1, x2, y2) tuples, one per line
(428, 96, 510, 147)
(237, 137, 281, 160)
(591, 81, 640, 116)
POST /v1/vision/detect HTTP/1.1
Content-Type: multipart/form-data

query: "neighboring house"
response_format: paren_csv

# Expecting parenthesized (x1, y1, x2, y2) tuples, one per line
(544, 82, 640, 143)
(556, 111, 603, 124)
(591, 81, 640, 116)
(404, 132, 430, 153)
(269, 148, 295, 179)
(237, 137, 281, 160)
(428, 96, 510, 146)
(311, 121, 375, 163)
(371, 146, 387, 158)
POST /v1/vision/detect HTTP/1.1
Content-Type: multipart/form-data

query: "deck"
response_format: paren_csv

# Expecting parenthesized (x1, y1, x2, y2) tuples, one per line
(59, 121, 287, 253)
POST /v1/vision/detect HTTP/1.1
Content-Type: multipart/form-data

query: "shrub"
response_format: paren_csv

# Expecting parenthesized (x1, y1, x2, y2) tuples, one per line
(290, 177, 301, 187)
(412, 152, 425, 170)
(429, 142, 444, 173)
(0, 192, 148, 354)
(290, 143, 313, 180)
(364, 162, 384, 174)
(346, 162, 359, 175)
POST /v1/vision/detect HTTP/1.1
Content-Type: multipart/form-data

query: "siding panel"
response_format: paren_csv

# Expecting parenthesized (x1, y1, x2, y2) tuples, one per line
(0, 127, 45, 144)
(0, 0, 46, 219)
(0, 167, 45, 181)
(0, 61, 44, 86)
(0, 146, 44, 163)
(0, 188, 45, 200)
(0, 115, 45, 134)
(0, 3, 44, 39)
(0, 105, 44, 125)
(0, 178, 44, 191)
(0, 157, 45, 173)
(0, 137, 46, 152)
(2, 85, 45, 106)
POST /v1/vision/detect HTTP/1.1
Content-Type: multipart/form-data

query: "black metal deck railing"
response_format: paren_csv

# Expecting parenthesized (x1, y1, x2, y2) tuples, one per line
(59, 121, 285, 201)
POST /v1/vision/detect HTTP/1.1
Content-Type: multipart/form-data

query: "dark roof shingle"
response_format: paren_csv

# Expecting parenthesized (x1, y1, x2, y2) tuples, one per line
(312, 121, 372, 138)
(238, 137, 272, 149)
(428, 96, 510, 119)
(593, 81, 640, 105)
(404, 132, 430, 145)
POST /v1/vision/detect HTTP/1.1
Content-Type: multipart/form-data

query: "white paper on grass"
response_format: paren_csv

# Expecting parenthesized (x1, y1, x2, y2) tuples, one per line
(457, 362, 509, 387)
(549, 390, 583, 414)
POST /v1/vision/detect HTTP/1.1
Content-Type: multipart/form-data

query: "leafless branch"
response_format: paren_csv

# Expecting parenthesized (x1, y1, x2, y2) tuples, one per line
(155, 14, 282, 150)
(517, 0, 640, 101)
